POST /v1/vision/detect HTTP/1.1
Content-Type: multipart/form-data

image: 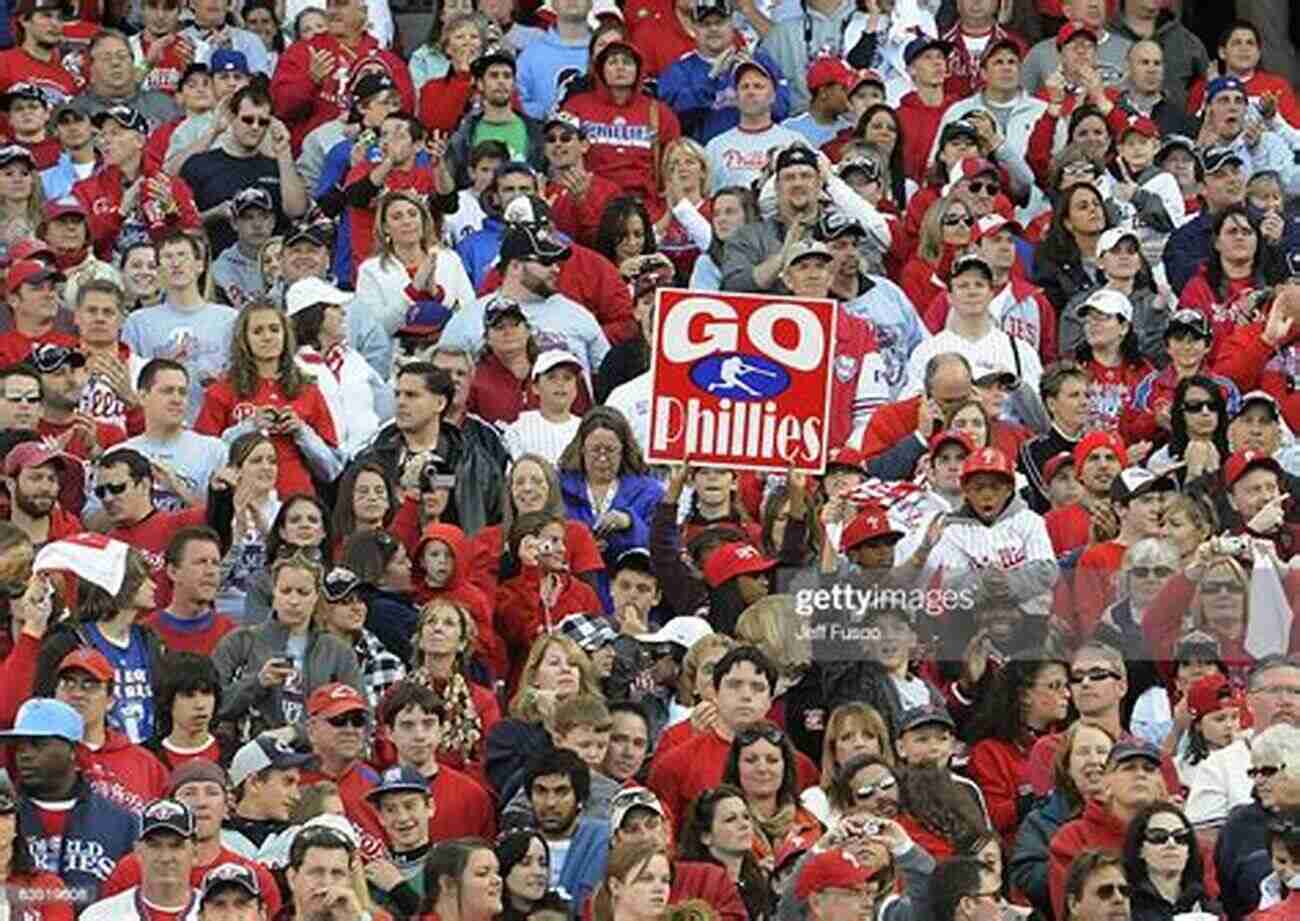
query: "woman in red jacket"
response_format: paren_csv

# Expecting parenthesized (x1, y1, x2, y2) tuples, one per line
(967, 657, 1071, 846)
(1177, 205, 1268, 362)
(900, 195, 973, 319)
(194, 301, 339, 497)
(416, 14, 483, 135)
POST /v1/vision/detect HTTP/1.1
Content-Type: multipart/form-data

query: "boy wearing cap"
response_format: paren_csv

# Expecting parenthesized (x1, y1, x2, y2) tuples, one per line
(536, 114, 618, 248)
(211, 188, 276, 310)
(375, 682, 496, 841)
(224, 735, 313, 858)
(560, 42, 682, 209)
(896, 36, 958, 182)
(657, 0, 791, 144)
(363, 766, 431, 915)
(0, 698, 138, 907)
(784, 56, 854, 148)
(927, 446, 1056, 615)
(53, 647, 170, 815)
(502, 350, 584, 465)
(198, 863, 266, 921)
(104, 762, 283, 918)
(1072, 466, 1174, 634)
(81, 799, 199, 921)
(1162, 145, 1254, 293)
(2, 83, 58, 169)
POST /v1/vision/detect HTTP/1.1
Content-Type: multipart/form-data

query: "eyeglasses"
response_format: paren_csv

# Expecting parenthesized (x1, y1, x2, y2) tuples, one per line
(1062, 163, 1098, 177)
(1129, 566, 1174, 579)
(1070, 668, 1121, 685)
(855, 776, 897, 799)
(966, 181, 999, 195)
(942, 215, 974, 227)
(736, 725, 785, 747)
(57, 674, 105, 692)
(1143, 827, 1193, 846)
(1, 392, 40, 403)
(1200, 580, 1245, 596)
(1093, 884, 1130, 901)
(1183, 399, 1217, 414)
(584, 443, 622, 457)
(240, 115, 272, 127)
(1248, 764, 1286, 780)
(93, 481, 131, 499)
(326, 712, 367, 728)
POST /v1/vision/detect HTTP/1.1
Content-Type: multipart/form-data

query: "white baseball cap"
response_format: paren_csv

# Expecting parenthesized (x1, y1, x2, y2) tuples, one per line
(1079, 288, 1133, 323)
(286, 277, 351, 318)
(532, 349, 584, 379)
(1096, 226, 1140, 257)
(636, 615, 713, 649)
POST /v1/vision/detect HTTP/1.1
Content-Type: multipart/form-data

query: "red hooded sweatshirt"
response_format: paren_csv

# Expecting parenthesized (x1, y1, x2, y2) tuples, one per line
(413, 523, 507, 681)
(78, 729, 169, 815)
(561, 44, 681, 211)
(495, 563, 603, 694)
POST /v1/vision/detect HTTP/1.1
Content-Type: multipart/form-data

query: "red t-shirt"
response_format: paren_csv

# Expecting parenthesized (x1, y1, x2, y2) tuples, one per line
(78, 731, 168, 815)
(155, 736, 221, 771)
(107, 506, 208, 607)
(193, 377, 337, 497)
(426, 766, 496, 843)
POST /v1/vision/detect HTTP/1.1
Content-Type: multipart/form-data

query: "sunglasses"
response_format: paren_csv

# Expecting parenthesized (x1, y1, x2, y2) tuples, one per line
(1248, 764, 1286, 780)
(93, 481, 131, 499)
(1129, 566, 1173, 579)
(965, 181, 999, 195)
(326, 712, 367, 728)
(2, 393, 40, 404)
(736, 725, 785, 747)
(855, 776, 897, 799)
(942, 215, 975, 227)
(1143, 827, 1193, 846)
(1070, 668, 1121, 685)
(240, 115, 272, 127)
(1183, 400, 1217, 414)
(1201, 580, 1244, 596)
(1093, 884, 1130, 901)
(545, 131, 576, 143)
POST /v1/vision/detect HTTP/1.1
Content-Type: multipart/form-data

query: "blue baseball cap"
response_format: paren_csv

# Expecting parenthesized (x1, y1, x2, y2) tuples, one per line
(211, 49, 250, 75)
(365, 765, 429, 801)
(1205, 75, 1247, 104)
(0, 698, 83, 744)
(733, 56, 777, 87)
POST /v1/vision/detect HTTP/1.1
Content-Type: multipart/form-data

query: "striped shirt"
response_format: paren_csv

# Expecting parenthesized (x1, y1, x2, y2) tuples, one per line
(503, 411, 582, 466)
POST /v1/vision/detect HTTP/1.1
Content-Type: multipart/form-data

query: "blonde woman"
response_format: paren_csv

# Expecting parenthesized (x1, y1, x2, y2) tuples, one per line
(485, 634, 601, 799)
(653, 137, 712, 281)
(899, 194, 973, 318)
(212, 551, 363, 736)
(353, 190, 475, 340)
(258, 235, 283, 294)
(407, 598, 502, 771)
(801, 703, 894, 824)
(0, 145, 44, 260)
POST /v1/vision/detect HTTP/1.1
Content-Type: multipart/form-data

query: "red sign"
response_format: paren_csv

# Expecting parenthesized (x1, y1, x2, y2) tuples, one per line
(647, 288, 836, 474)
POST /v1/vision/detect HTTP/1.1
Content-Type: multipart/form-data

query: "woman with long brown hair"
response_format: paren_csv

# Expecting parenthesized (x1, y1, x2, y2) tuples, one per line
(195, 300, 341, 497)
(591, 842, 674, 921)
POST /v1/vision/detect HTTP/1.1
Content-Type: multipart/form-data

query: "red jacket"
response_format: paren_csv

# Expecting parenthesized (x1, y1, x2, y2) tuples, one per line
(1045, 503, 1091, 556)
(1214, 319, 1300, 434)
(1178, 268, 1259, 364)
(413, 523, 507, 681)
(465, 349, 593, 426)
(78, 729, 168, 815)
(562, 73, 681, 209)
(545, 172, 621, 247)
(72, 164, 201, 260)
(417, 70, 473, 136)
(900, 248, 957, 321)
(194, 377, 337, 497)
(465, 519, 603, 604)
(1248, 891, 1300, 921)
(426, 765, 497, 842)
(828, 307, 882, 450)
(271, 35, 414, 152)
(0, 48, 81, 101)
(897, 90, 959, 182)
(478, 241, 637, 344)
(1049, 801, 1131, 920)
(967, 735, 1033, 843)
(1071, 540, 1128, 641)
(495, 564, 604, 693)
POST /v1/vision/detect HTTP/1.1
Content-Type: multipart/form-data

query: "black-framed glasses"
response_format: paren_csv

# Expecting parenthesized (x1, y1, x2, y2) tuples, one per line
(1070, 668, 1121, 685)
(735, 725, 784, 747)
(1248, 764, 1285, 780)
(93, 481, 131, 499)
(1130, 566, 1174, 579)
(326, 712, 367, 728)
(240, 115, 272, 127)
(1143, 828, 1193, 846)
(1093, 884, 1130, 901)
(57, 674, 105, 692)
(855, 776, 897, 799)
(1183, 399, 1217, 414)
(966, 181, 999, 195)
(1201, 580, 1245, 596)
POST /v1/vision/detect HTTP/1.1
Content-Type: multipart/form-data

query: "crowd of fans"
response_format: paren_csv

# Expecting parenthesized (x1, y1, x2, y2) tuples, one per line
(0, 0, 1298, 920)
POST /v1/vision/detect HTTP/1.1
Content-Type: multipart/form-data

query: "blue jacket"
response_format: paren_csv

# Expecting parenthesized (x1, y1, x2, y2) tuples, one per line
(1216, 799, 1273, 921)
(18, 779, 136, 909)
(556, 816, 610, 915)
(559, 470, 664, 610)
(1008, 788, 1074, 919)
(456, 217, 506, 292)
(657, 49, 791, 143)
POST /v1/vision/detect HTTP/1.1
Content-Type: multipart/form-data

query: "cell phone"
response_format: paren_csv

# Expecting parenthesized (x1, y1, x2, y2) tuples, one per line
(269, 656, 292, 669)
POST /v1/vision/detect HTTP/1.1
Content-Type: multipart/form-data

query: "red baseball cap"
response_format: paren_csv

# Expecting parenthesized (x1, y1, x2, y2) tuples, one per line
(928, 429, 975, 458)
(1224, 450, 1284, 488)
(3, 441, 65, 477)
(841, 505, 904, 552)
(44, 197, 86, 223)
(1056, 21, 1098, 49)
(826, 446, 866, 471)
(7, 259, 64, 296)
(1074, 431, 1128, 472)
(795, 849, 873, 901)
(702, 543, 776, 589)
(307, 683, 367, 719)
(1187, 673, 1240, 720)
(961, 447, 1014, 483)
(807, 56, 856, 94)
(1122, 116, 1160, 139)
(6, 238, 54, 267)
(57, 647, 114, 684)
(1042, 451, 1075, 485)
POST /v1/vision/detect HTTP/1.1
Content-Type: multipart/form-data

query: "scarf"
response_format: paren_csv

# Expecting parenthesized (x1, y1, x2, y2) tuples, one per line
(52, 245, 91, 273)
(752, 802, 797, 853)
(415, 669, 483, 761)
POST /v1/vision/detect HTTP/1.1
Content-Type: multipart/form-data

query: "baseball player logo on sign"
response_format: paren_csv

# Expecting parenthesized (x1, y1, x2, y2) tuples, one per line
(647, 288, 836, 474)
